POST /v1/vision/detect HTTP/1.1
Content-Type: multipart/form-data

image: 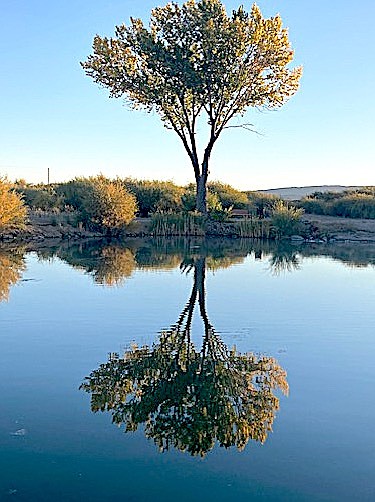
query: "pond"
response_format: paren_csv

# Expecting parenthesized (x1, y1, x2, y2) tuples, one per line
(0, 239, 374, 501)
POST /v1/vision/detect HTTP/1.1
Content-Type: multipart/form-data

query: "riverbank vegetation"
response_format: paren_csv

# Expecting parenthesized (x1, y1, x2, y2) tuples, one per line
(8, 176, 302, 238)
(0, 177, 27, 231)
(298, 187, 375, 219)
(1, 176, 374, 241)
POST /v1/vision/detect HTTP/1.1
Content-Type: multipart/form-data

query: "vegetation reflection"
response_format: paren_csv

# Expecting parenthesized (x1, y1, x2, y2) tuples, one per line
(81, 255, 288, 456)
(0, 248, 26, 302)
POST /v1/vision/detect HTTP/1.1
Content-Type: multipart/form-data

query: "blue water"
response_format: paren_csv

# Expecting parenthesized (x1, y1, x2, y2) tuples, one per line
(0, 240, 374, 501)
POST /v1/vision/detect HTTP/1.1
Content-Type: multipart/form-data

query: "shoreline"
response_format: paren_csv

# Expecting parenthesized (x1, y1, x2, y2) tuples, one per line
(1, 213, 375, 245)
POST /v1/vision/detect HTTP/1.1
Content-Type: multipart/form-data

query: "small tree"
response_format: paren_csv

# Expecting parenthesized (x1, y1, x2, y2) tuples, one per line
(82, 0, 302, 213)
(0, 177, 27, 231)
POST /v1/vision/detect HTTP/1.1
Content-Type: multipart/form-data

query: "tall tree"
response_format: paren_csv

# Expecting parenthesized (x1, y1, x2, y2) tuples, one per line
(82, 0, 302, 212)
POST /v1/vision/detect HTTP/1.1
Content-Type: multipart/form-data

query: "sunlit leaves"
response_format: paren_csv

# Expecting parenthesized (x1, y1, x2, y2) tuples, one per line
(0, 177, 27, 231)
(77, 176, 138, 231)
(82, 0, 302, 202)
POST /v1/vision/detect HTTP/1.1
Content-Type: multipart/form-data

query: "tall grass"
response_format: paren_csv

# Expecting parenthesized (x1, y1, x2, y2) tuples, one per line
(271, 201, 304, 238)
(236, 218, 273, 238)
(150, 212, 206, 236)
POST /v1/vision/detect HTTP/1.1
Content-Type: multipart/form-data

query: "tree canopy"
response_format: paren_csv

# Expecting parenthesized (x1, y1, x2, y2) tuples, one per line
(82, 0, 302, 212)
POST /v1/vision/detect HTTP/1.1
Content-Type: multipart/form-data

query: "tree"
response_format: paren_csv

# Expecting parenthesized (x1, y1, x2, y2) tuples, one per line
(82, 0, 302, 213)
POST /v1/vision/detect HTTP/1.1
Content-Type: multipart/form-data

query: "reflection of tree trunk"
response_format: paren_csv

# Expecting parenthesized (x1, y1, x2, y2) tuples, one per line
(194, 257, 209, 364)
(195, 257, 208, 328)
(81, 252, 289, 457)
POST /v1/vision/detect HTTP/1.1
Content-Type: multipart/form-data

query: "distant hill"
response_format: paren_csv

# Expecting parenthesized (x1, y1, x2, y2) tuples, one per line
(257, 185, 360, 201)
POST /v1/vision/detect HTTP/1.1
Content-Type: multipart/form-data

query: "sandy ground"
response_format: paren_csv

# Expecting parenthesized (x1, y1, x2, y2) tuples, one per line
(302, 214, 375, 242)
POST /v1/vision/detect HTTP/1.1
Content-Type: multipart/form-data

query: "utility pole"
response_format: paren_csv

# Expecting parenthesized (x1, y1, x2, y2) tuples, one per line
(47, 168, 50, 185)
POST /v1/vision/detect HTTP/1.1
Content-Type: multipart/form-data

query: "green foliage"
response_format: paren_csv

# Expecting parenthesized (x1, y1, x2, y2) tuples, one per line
(182, 184, 224, 213)
(183, 182, 246, 220)
(0, 177, 28, 231)
(150, 212, 205, 236)
(236, 218, 273, 238)
(300, 187, 375, 219)
(207, 182, 248, 209)
(55, 178, 92, 210)
(271, 200, 304, 238)
(16, 184, 64, 211)
(246, 191, 280, 218)
(82, 0, 301, 212)
(80, 176, 137, 231)
(122, 178, 183, 216)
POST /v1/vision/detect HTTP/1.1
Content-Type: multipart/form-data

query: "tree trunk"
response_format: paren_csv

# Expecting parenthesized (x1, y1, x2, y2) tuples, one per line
(196, 175, 207, 213)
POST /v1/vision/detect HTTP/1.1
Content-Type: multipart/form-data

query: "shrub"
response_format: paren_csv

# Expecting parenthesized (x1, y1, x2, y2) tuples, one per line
(122, 178, 183, 216)
(80, 176, 137, 231)
(182, 185, 230, 217)
(55, 179, 92, 210)
(207, 181, 248, 209)
(0, 177, 28, 231)
(16, 184, 64, 211)
(271, 200, 304, 238)
(299, 197, 326, 215)
(331, 194, 375, 219)
(300, 187, 375, 219)
(245, 191, 279, 218)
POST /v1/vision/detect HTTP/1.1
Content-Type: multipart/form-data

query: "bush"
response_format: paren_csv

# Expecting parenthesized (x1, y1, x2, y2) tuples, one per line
(181, 185, 230, 218)
(300, 187, 375, 219)
(207, 181, 248, 209)
(271, 200, 304, 238)
(0, 177, 28, 231)
(122, 179, 183, 216)
(80, 176, 137, 231)
(16, 184, 64, 211)
(245, 191, 280, 218)
(299, 197, 326, 215)
(55, 179, 92, 210)
(331, 194, 375, 219)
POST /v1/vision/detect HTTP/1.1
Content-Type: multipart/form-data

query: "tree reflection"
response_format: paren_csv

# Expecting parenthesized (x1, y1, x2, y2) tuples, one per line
(0, 248, 26, 302)
(268, 246, 301, 275)
(81, 256, 288, 456)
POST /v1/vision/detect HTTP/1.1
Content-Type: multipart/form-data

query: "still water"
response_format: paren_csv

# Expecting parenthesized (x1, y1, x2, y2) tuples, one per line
(0, 239, 374, 501)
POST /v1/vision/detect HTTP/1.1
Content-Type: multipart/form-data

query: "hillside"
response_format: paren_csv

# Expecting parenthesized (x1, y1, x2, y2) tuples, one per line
(258, 185, 360, 201)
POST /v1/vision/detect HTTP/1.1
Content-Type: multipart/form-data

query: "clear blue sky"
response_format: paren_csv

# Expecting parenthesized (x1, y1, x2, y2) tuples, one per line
(1, 0, 374, 189)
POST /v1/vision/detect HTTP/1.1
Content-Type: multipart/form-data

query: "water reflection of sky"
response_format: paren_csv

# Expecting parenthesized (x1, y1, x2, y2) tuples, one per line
(0, 240, 374, 501)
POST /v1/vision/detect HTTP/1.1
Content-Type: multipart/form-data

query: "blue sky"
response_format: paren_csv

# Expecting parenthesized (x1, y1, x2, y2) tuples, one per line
(1, 0, 374, 189)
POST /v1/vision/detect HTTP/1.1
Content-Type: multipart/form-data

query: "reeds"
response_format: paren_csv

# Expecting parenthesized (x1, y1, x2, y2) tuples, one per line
(150, 212, 206, 236)
(236, 218, 273, 239)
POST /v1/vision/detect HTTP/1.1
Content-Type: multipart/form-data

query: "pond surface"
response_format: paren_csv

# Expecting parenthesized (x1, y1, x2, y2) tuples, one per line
(0, 239, 374, 501)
